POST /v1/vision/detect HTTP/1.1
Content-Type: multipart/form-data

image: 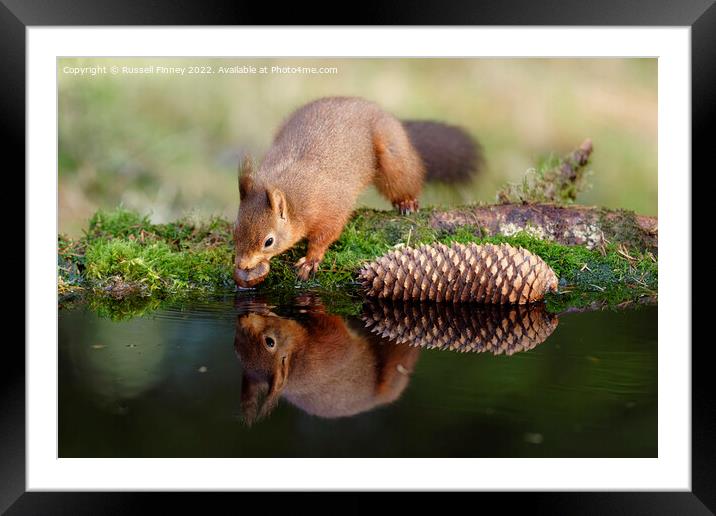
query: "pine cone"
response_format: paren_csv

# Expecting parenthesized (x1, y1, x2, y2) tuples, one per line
(362, 299, 558, 355)
(358, 242, 558, 304)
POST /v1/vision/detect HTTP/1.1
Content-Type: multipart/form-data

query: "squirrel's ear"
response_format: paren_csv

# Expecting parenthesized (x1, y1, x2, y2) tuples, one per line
(259, 355, 290, 420)
(268, 189, 287, 220)
(240, 373, 263, 427)
(238, 155, 254, 200)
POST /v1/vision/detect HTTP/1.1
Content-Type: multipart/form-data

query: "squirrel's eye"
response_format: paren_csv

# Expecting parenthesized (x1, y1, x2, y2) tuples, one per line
(264, 237, 274, 248)
(264, 336, 275, 348)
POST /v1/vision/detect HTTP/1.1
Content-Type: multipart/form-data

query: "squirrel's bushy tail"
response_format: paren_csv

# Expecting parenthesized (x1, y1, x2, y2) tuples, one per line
(402, 120, 484, 183)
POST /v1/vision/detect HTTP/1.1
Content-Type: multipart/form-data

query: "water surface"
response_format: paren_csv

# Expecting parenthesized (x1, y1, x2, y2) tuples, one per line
(59, 294, 657, 457)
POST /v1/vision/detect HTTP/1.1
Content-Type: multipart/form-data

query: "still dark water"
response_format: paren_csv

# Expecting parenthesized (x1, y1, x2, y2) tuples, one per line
(59, 294, 657, 458)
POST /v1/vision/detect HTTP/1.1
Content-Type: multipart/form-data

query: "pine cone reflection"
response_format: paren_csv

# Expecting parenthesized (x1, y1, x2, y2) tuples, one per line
(362, 299, 558, 355)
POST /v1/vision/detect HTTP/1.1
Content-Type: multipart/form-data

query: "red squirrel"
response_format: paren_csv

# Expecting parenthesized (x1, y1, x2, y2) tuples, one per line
(233, 96, 482, 287)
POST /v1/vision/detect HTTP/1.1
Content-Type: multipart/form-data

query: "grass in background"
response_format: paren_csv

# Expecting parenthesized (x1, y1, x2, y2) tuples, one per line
(59, 58, 657, 237)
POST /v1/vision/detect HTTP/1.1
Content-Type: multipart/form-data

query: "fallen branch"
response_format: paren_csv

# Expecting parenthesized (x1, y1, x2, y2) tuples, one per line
(430, 202, 657, 252)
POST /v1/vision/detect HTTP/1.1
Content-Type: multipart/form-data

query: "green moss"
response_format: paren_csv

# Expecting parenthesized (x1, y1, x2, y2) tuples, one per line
(83, 238, 234, 294)
(59, 207, 657, 319)
(86, 208, 153, 238)
(598, 207, 657, 252)
(60, 209, 237, 307)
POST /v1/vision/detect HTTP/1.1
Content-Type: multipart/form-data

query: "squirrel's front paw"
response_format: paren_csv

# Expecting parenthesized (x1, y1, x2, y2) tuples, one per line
(294, 256, 321, 281)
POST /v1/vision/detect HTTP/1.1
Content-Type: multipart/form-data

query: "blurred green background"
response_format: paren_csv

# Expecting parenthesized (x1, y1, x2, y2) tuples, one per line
(58, 57, 657, 237)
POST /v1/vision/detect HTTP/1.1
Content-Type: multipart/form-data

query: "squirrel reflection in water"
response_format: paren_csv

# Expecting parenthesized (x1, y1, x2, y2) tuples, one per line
(234, 296, 419, 425)
(234, 296, 558, 425)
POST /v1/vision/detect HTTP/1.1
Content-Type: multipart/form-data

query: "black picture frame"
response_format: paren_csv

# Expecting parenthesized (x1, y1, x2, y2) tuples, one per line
(6, 0, 709, 513)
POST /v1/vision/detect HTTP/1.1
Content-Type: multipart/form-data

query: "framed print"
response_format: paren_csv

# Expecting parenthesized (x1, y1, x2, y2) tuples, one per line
(6, 0, 711, 513)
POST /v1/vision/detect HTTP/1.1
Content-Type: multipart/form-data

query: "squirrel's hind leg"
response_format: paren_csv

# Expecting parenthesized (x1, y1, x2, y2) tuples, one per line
(393, 199, 420, 215)
(372, 115, 426, 215)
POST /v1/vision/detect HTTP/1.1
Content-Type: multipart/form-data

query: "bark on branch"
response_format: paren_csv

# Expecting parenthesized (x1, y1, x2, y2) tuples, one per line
(430, 203, 657, 252)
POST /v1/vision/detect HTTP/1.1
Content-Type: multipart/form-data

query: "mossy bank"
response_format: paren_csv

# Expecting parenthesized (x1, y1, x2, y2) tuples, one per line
(58, 206, 657, 319)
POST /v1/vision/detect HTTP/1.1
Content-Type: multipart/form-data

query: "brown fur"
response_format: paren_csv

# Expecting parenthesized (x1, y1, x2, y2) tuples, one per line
(233, 96, 480, 284)
(234, 306, 420, 424)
